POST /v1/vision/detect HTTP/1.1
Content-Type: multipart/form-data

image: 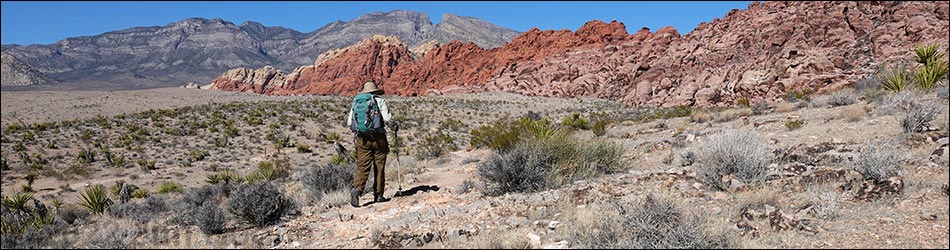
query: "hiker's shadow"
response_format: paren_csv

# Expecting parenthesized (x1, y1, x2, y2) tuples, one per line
(362, 185, 440, 206)
(394, 185, 440, 198)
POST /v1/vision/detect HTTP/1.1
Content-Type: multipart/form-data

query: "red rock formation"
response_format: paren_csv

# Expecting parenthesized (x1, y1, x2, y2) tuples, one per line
(210, 1, 949, 106)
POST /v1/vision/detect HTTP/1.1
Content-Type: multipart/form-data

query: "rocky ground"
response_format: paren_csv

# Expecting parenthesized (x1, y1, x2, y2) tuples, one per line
(1, 86, 948, 249)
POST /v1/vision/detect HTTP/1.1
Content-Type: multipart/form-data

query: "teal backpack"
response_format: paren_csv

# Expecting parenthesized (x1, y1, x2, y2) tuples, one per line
(350, 93, 384, 134)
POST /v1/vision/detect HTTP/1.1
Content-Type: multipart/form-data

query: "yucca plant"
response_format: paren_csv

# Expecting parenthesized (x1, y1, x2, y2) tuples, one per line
(79, 184, 110, 213)
(206, 169, 242, 184)
(914, 44, 945, 65)
(878, 64, 912, 92)
(914, 61, 948, 90)
(2, 192, 34, 213)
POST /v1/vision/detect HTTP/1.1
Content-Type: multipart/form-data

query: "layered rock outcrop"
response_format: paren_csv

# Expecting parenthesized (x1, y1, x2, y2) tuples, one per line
(210, 1, 949, 106)
(1, 52, 55, 86)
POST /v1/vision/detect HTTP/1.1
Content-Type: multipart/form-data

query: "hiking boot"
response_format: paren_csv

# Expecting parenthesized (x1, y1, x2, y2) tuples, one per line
(374, 192, 390, 203)
(350, 189, 361, 207)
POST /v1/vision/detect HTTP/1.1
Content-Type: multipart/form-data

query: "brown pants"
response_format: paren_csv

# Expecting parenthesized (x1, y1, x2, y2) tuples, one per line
(352, 133, 388, 194)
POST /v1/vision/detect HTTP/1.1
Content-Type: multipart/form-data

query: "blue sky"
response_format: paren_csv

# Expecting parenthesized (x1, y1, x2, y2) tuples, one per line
(1, 1, 752, 45)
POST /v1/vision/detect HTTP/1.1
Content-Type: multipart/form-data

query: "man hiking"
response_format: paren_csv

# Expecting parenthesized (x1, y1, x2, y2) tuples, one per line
(347, 81, 398, 207)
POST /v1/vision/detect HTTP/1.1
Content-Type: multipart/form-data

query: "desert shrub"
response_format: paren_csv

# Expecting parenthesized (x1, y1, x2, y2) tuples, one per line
(108, 195, 166, 224)
(900, 101, 938, 133)
(626, 195, 730, 248)
(194, 201, 228, 235)
(131, 189, 150, 199)
(785, 119, 805, 131)
(456, 180, 477, 194)
(470, 118, 559, 152)
(205, 169, 243, 185)
(750, 102, 769, 115)
(414, 129, 458, 160)
(592, 120, 608, 136)
(562, 112, 591, 130)
(227, 181, 295, 227)
(77, 148, 96, 164)
(938, 85, 949, 100)
(79, 185, 110, 213)
(295, 142, 312, 153)
(83, 222, 138, 249)
(155, 182, 184, 194)
(568, 195, 731, 249)
(136, 159, 157, 171)
(249, 157, 292, 182)
(694, 128, 771, 191)
(298, 162, 354, 203)
(478, 131, 626, 195)
(188, 149, 209, 162)
(478, 141, 557, 195)
(878, 64, 912, 92)
(170, 184, 231, 235)
(852, 141, 902, 181)
(58, 206, 89, 225)
(828, 89, 858, 107)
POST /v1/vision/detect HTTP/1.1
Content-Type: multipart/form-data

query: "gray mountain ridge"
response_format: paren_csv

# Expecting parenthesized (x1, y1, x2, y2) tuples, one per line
(1, 10, 520, 89)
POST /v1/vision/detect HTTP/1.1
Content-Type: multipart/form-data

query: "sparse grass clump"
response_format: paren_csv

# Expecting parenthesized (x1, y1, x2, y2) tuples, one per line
(155, 182, 184, 194)
(694, 128, 771, 191)
(227, 181, 295, 227)
(828, 89, 858, 107)
(852, 141, 902, 181)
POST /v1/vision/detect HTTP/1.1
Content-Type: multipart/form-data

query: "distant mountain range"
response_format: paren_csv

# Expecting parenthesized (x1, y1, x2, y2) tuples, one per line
(0, 10, 520, 88)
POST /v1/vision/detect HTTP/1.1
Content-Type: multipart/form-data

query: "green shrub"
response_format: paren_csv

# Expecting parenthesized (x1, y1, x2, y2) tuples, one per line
(592, 120, 608, 137)
(736, 98, 751, 108)
(562, 113, 591, 130)
(249, 157, 291, 182)
(78, 185, 110, 213)
(156, 182, 184, 194)
(137, 159, 157, 171)
(414, 130, 458, 160)
(188, 149, 209, 162)
(470, 117, 560, 152)
(785, 119, 805, 131)
(295, 142, 312, 153)
(77, 148, 96, 164)
(206, 169, 243, 185)
(131, 189, 150, 199)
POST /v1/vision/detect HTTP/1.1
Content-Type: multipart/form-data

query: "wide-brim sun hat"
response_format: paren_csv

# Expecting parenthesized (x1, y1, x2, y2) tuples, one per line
(361, 81, 385, 95)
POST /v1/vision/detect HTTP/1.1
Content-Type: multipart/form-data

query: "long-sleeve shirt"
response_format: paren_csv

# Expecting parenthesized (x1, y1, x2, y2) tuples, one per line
(346, 95, 393, 129)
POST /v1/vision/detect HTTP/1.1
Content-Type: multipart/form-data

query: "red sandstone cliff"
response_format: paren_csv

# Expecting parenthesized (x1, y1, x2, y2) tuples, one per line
(210, 1, 949, 106)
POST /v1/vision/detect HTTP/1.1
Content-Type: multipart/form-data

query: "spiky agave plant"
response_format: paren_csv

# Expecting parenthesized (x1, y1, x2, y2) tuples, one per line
(78, 185, 110, 213)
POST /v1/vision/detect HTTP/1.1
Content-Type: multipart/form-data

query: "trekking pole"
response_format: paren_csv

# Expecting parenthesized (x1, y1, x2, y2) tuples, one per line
(394, 129, 404, 197)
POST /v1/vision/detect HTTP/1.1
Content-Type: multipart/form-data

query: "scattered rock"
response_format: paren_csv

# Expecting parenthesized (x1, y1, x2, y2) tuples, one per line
(543, 240, 570, 249)
(855, 177, 904, 201)
(526, 233, 542, 248)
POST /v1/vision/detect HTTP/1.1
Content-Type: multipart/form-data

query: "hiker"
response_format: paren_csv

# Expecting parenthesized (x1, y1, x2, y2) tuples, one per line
(347, 81, 398, 207)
